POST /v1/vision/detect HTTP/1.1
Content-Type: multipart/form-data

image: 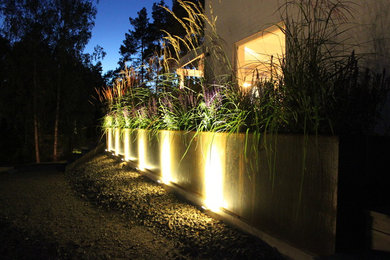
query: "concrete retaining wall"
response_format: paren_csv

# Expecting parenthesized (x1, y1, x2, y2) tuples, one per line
(106, 128, 339, 256)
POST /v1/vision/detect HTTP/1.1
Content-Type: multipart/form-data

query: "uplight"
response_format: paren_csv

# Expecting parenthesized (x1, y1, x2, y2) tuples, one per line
(161, 131, 173, 184)
(124, 129, 130, 161)
(204, 138, 225, 212)
(107, 128, 113, 151)
(114, 128, 120, 156)
(138, 130, 146, 171)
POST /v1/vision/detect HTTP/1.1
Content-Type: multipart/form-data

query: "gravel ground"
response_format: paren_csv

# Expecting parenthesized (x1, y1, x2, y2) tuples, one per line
(0, 169, 179, 259)
(66, 153, 284, 259)
(0, 153, 284, 259)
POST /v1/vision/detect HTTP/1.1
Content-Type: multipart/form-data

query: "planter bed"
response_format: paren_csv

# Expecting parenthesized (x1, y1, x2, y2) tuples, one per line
(106, 128, 339, 258)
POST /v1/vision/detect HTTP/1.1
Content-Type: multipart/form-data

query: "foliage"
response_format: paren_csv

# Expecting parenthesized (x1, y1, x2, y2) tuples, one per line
(119, 7, 156, 82)
(119, 0, 206, 83)
(0, 0, 103, 162)
(99, 0, 390, 138)
(273, 0, 390, 135)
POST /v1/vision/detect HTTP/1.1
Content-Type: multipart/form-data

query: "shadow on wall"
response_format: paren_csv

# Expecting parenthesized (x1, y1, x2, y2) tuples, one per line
(358, 0, 390, 135)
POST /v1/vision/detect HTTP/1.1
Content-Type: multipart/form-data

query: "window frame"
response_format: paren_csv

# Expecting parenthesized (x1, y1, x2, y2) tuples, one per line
(234, 22, 285, 88)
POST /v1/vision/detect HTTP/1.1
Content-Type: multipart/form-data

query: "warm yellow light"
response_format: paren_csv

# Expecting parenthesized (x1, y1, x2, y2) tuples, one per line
(204, 138, 225, 212)
(138, 130, 146, 171)
(124, 129, 130, 161)
(161, 131, 172, 184)
(242, 82, 251, 88)
(244, 46, 259, 58)
(236, 23, 285, 87)
(114, 128, 120, 156)
(107, 128, 113, 151)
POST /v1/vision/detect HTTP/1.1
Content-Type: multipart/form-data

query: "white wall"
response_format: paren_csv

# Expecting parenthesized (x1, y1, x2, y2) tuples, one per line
(205, 0, 390, 134)
(205, 0, 282, 66)
(206, 0, 390, 69)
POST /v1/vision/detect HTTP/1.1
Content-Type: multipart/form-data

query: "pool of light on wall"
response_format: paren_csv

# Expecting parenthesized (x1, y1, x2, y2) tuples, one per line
(203, 137, 225, 212)
(115, 128, 120, 156)
(138, 130, 146, 171)
(124, 129, 130, 161)
(161, 131, 173, 184)
(107, 128, 113, 152)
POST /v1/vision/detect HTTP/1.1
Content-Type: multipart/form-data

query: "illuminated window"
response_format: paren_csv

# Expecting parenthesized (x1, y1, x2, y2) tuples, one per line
(236, 23, 285, 88)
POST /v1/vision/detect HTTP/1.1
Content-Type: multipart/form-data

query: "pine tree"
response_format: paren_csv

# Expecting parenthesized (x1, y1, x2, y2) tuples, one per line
(151, 0, 169, 43)
(120, 7, 156, 83)
(0, 0, 102, 162)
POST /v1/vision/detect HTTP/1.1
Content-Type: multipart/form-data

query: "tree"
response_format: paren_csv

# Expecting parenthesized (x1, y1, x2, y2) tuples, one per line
(151, 0, 170, 44)
(50, 0, 97, 161)
(0, 35, 13, 162)
(0, 0, 54, 162)
(119, 7, 157, 82)
(0, 0, 102, 163)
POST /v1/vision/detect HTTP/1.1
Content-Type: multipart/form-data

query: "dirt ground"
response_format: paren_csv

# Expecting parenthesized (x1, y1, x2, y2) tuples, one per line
(0, 153, 284, 259)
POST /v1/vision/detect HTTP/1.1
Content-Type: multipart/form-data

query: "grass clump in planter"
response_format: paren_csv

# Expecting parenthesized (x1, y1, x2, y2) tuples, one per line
(95, 0, 390, 212)
(97, 0, 390, 136)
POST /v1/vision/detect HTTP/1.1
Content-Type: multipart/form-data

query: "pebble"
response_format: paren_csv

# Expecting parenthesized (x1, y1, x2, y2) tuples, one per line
(67, 154, 285, 259)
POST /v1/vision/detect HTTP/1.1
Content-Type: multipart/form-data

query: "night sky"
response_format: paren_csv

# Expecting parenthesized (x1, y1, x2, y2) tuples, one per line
(84, 0, 171, 74)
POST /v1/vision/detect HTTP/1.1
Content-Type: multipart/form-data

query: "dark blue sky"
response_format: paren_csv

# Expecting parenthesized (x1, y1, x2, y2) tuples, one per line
(84, 0, 171, 74)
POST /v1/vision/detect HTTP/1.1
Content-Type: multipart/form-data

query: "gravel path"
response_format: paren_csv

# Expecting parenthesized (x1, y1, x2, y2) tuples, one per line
(0, 153, 284, 259)
(0, 170, 178, 259)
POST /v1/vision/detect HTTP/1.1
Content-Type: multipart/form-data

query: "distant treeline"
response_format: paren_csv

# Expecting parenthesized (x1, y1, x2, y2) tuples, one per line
(0, 0, 105, 163)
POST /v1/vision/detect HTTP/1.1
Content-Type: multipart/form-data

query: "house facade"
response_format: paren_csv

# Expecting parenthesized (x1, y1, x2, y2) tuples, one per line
(198, 0, 390, 256)
(203, 0, 390, 134)
(206, 0, 390, 71)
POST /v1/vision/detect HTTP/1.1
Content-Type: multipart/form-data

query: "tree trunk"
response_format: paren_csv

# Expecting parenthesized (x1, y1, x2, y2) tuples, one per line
(141, 39, 144, 83)
(53, 71, 61, 161)
(33, 62, 40, 163)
